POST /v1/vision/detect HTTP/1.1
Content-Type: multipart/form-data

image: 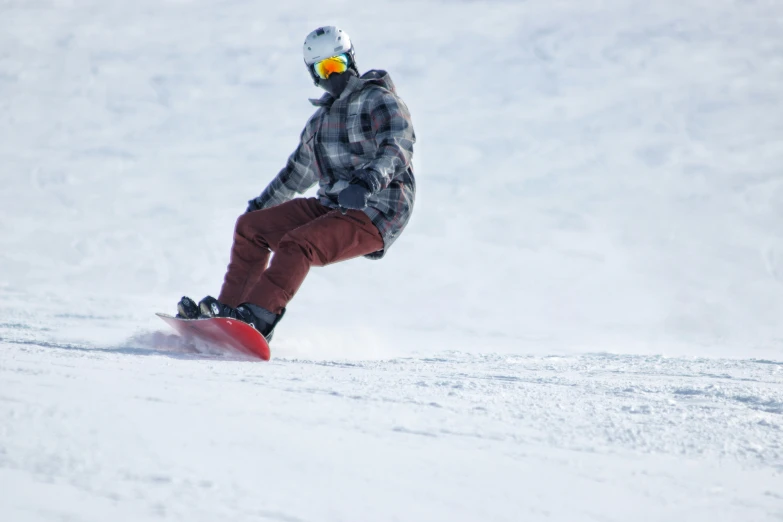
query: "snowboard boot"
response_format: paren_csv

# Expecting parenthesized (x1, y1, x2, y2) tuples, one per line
(176, 296, 200, 319)
(198, 295, 238, 319)
(235, 303, 286, 342)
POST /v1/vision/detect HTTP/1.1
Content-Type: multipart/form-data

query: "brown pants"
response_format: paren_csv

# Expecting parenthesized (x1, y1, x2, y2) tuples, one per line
(218, 198, 384, 314)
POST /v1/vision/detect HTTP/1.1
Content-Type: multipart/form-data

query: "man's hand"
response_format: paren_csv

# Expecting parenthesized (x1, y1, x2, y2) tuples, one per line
(246, 197, 263, 213)
(338, 179, 372, 211)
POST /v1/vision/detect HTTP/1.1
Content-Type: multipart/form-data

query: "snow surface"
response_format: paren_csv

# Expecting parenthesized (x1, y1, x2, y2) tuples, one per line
(1, 0, 782, 520)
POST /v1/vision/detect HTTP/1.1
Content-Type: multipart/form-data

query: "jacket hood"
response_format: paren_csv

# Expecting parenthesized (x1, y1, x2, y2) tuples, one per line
(357, 69, 396, 93)
(310, 69, 396, 106)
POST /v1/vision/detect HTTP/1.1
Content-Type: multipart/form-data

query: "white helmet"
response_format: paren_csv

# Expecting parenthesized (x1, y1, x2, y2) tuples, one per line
(303, 26, 358, 84)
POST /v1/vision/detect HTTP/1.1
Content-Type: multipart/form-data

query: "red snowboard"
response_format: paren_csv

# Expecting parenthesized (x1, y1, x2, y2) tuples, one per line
(156, 313, 271, 361)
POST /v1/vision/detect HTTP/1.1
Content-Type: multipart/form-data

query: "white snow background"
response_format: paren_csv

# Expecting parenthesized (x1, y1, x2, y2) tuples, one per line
(1, 0, 782, 520)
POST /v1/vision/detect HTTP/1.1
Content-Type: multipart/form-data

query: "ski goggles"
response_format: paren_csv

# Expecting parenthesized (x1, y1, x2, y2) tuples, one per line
(312, 54, 350, 80)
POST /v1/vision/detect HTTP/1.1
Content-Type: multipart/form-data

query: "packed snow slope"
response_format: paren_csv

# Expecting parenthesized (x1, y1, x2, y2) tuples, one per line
(1, 0, 782, 521)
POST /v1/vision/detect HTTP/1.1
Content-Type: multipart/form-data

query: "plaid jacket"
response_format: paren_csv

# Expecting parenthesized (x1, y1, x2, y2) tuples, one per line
(253, 70, 416, 259)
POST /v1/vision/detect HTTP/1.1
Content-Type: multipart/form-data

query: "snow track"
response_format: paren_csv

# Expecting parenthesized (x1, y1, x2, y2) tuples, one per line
(1, 338, 781, 521)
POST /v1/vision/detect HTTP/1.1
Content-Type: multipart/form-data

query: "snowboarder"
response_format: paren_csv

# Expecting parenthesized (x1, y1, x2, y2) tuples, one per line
(176, 26, 416, 341)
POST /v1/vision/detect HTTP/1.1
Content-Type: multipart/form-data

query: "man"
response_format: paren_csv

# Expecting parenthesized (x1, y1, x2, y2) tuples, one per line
(176, 26, 416, 342)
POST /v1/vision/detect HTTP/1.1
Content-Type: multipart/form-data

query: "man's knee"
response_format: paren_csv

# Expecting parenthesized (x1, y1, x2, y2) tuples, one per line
(234, 212, 256, 238)
(235, 212, 275, 253)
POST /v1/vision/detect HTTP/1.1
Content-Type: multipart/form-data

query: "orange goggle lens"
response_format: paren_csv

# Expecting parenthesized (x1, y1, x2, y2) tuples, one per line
(313, 54, 349, 80)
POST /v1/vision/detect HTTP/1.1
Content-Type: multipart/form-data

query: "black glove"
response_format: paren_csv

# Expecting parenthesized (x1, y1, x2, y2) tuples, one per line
(246, 197, 263, 213)
(338, 179, 372, 211)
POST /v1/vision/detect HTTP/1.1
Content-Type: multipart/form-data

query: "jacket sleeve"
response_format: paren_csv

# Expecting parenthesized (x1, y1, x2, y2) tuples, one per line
(253, 124, 319, 210)
(355, 91, 415, 194)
